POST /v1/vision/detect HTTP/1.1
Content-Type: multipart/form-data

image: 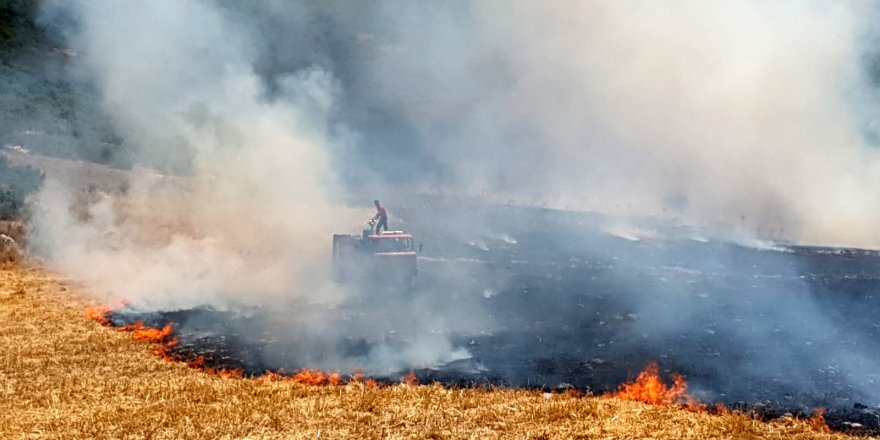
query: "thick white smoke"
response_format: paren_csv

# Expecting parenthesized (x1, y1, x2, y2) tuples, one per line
(28, 0, 880, 384)
(31, 0, 491, 375)
(45, 1, 880, 249)
(33, 1, 353, 310)
(365, 1, 880, 247)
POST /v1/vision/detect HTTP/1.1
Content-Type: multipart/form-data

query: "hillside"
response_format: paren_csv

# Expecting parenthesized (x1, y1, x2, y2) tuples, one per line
(0, 0, 128, 168)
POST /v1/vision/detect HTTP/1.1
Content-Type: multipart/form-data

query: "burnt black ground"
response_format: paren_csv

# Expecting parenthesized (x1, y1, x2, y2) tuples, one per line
(113, 196, 880, 435)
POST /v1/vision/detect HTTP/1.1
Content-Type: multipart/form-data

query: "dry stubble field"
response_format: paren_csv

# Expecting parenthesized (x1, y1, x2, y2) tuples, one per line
(0, 263, 864, 440)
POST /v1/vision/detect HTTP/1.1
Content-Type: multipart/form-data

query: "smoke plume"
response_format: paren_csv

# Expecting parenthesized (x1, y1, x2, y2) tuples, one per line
(31, 0, 481, 374)
(360, 1, 880, 247)
(28, 0, 880, 387)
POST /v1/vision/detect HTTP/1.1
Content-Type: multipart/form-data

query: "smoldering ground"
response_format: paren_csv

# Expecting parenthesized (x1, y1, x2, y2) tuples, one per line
(395, 200, 880, 401)
(107, 198, 880, 426)
(23, 0, 880, 421)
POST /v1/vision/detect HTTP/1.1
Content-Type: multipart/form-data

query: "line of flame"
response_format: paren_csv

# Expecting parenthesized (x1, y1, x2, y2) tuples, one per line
(86, 304, 402, 387)
(605, 361, 828, 430)
(86, 305, 828, 431)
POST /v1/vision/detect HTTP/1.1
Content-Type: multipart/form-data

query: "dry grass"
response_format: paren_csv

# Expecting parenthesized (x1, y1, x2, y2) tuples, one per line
(0, 263, 866, 440)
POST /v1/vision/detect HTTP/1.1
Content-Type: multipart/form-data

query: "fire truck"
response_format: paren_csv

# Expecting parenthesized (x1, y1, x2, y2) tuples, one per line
(332, 225, 418, 288)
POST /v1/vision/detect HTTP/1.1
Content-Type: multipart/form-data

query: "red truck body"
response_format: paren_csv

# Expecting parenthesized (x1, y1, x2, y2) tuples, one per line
(332, 231, 418, 287)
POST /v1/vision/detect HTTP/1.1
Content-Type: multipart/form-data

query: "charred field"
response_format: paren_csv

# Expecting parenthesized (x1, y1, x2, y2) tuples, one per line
(104, 196, 880, 436)
(7, 1, 880, 438)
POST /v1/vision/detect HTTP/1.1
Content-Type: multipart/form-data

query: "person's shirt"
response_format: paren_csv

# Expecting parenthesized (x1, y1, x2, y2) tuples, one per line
(376, 205, 387, 219)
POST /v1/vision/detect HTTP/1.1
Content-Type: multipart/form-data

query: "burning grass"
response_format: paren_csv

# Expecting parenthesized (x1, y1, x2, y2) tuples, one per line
(0, 263, 861, 439)
(609, 361, 692, 406)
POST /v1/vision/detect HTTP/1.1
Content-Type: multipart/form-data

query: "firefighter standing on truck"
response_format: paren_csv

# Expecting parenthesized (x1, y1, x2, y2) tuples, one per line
(373, 200, 388, 234)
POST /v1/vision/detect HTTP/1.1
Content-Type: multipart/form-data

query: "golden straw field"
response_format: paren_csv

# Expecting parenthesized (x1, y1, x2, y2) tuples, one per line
(0, 263, 864, 440)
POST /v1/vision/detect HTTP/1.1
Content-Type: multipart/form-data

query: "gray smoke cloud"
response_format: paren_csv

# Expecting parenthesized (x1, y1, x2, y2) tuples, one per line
(34, 0, 348, 304)
(30, 0, 481, 374)
(256, 1, 880, 247)
(38, 1, 880, 247)
(364, 1, 880, 247)
(26, 0, 880, 391)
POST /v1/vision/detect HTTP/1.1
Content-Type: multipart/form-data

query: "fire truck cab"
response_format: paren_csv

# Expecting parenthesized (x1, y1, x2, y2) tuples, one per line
(332, 230, 418, 288)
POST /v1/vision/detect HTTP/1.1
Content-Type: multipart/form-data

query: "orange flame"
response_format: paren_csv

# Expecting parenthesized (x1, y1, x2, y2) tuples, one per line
(121, 321, 174, 343)
(85, 306, 113, 326)
(85, 305, 386, 386)
(254, 369, 346, 385)
(351, 370, 365, 383)
(292, 369, 327, 386)
(212, 367, 245, 379)
(400, 371, 419, 386)
(151, 344, 177, 361)
(188, 356, 206, 369)
(609, 362, 700, 408)
(807, 408, 830, 432)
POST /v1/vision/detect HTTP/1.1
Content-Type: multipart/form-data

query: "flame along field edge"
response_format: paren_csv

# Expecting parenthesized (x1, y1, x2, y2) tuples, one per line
(84, 305, 382, 387)
(606, 360, 828, 425)
(84, 305, 829, 429)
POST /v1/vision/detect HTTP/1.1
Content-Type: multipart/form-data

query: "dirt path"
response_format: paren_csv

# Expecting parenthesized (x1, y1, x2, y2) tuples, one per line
(0, 264, 856, 439)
